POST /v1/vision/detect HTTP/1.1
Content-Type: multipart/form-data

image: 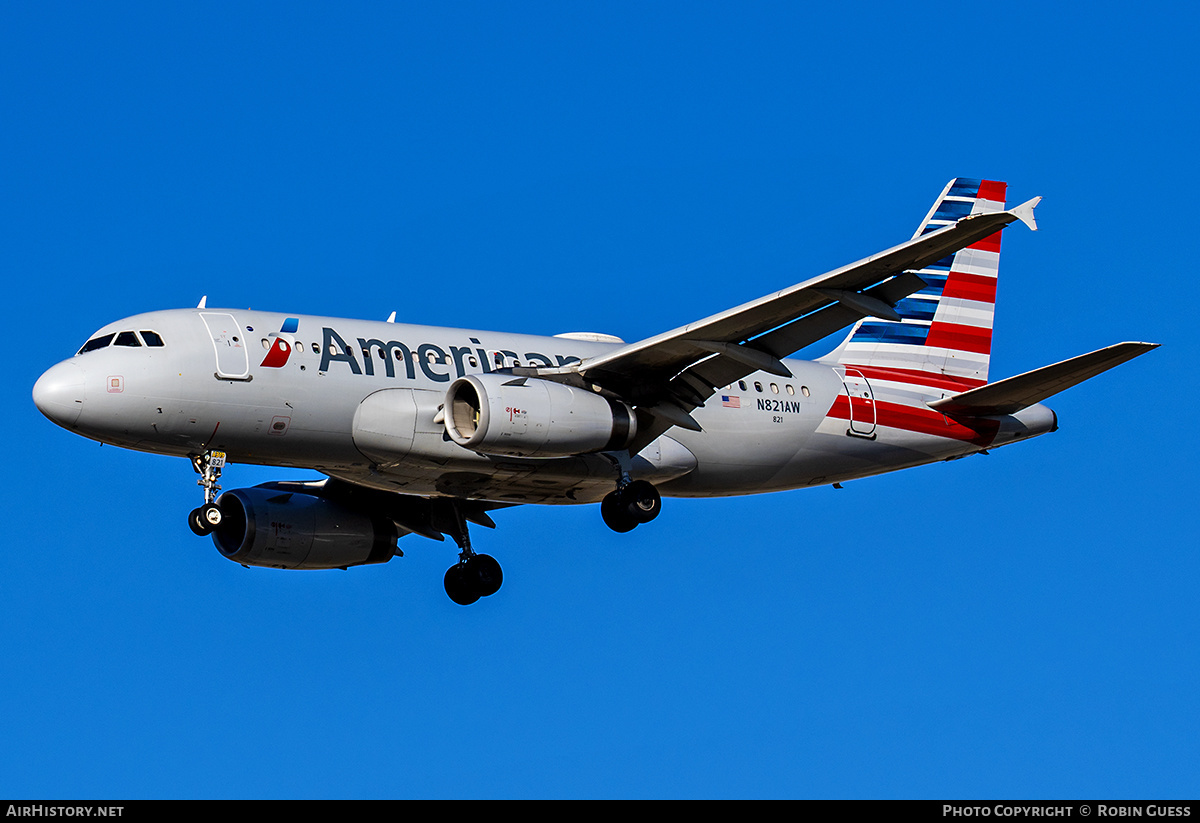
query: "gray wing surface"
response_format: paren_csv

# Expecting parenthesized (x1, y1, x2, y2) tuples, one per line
(523, 198, 1041, 450)
(927, 342, 1159, 417)
(263, 478, 511, 542)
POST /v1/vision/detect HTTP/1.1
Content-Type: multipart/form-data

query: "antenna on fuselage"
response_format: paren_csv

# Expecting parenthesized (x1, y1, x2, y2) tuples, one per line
(197, 296, 207, 309)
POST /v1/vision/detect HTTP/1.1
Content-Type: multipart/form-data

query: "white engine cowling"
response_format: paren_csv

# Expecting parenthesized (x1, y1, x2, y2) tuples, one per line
(212, 488, 397, 570)
(444, 374, 637, 458)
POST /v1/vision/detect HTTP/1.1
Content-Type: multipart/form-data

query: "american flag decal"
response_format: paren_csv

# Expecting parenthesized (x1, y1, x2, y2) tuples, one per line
(722, 395, 740, 408)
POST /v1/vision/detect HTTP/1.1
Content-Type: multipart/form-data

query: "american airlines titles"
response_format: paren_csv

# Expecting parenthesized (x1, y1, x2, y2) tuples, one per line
(317, 327, 582, 382)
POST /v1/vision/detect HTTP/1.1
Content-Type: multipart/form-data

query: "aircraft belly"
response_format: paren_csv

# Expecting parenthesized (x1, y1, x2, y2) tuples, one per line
(332, 432, 698, 505)
(327, 454, 614, 504)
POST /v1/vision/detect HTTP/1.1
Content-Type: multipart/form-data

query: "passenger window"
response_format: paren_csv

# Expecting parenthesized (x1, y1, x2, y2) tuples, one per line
(78, 333, 115, 354)
(801, 386, 811, 397)
(770, 383, 779, 394)
(786, 385, 795, 396)
(312, 342, 320, 354)
(114, 331, 141, 347)
(738, 381, 747, 391)
(140, 331, 164, 347)
(754, 382, 763, 392)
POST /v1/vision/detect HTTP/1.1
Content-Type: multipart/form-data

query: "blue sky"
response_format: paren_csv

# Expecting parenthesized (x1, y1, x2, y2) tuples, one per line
(3, 2, 1196, 799)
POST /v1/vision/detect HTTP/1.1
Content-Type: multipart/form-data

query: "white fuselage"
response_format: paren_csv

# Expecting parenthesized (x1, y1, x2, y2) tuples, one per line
(33, 308, 1057, 506)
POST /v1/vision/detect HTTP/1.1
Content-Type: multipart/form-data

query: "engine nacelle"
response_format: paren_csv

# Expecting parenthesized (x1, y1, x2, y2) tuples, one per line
(444, 374, 637, 458)
(212, 487, 397, 570)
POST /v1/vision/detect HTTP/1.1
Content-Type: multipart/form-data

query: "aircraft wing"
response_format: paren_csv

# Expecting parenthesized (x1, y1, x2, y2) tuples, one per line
(259, 477, 512, 542)
(522, 196, 1041, 448)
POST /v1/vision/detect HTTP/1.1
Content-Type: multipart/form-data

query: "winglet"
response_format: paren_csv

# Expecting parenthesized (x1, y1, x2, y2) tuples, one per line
(1010, 196, 1041, 231)
(197, 295, 207, 309)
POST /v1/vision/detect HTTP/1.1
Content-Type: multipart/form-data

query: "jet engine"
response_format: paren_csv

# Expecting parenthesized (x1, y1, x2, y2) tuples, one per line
(212, 487, 397, 570)
(444, 374, 637, 458)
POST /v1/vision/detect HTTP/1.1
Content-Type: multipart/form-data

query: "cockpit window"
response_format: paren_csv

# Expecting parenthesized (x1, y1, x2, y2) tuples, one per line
(77, 329, 165, 355)
(78, 333, 115, 354)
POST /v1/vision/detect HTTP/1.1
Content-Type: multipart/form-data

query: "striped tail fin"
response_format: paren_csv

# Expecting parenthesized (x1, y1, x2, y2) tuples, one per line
(822, 178, 1007, 387)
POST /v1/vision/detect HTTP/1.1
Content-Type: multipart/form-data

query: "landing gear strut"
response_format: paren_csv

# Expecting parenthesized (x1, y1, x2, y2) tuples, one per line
(442, 501, 503, 606)
(188, 450, 227, 536)
(601, 476, 661, 533)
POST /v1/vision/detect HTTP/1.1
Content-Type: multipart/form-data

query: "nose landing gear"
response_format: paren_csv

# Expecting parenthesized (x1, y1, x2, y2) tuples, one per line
(187, 450, 226, 536)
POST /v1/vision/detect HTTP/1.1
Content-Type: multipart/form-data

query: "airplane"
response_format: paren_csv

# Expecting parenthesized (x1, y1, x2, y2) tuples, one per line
(32, 178, 1157, 605)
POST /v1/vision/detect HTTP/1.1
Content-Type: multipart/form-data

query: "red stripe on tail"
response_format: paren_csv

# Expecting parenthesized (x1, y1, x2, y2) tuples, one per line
(976, 180, 1007, 203)
(968, 231, 1003, 253)
(925, 323, 993, 354)
(942, 272, 997, 304)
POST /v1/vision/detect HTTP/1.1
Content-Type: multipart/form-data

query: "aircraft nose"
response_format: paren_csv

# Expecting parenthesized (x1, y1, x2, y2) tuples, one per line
(33, 360, 86, 427)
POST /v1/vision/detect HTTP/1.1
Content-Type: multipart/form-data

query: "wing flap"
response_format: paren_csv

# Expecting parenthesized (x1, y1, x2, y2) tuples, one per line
(928, 342, 1159, 417)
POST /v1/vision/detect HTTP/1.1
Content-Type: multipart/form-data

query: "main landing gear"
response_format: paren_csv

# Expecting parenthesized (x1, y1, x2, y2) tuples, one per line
(442, 502, 503, 606)
(600, 477, 661, 533)
(188, 450, 227, 536)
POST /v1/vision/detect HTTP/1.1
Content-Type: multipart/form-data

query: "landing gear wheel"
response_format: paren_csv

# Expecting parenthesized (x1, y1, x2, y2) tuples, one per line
(201, 503, 223, 528)
(601, 479, 662, 532)
(444, 563, 481, 606)
(188, 507, 211, 536)
(440, 501, 504, 605)
(468, 554, 503, 597)
(601, 491, 638, 533)
(623, 480, 661, 524)
(444, 566, 480, 607)
(188, 450, 227, 537)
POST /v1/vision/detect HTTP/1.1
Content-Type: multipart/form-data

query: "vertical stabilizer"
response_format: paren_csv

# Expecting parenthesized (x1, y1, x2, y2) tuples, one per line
(822, 178, 1008, 387)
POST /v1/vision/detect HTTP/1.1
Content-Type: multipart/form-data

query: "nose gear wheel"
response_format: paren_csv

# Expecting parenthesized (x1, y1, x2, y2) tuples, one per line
(187, 450, 227, 536)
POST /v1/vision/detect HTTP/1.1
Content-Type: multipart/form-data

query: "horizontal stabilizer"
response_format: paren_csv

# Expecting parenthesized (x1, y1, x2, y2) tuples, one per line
(928, 342, 1159, 416)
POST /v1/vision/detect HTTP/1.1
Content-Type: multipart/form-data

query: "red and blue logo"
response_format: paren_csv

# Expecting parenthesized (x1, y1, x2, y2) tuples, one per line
(260, 318, 300, 368)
